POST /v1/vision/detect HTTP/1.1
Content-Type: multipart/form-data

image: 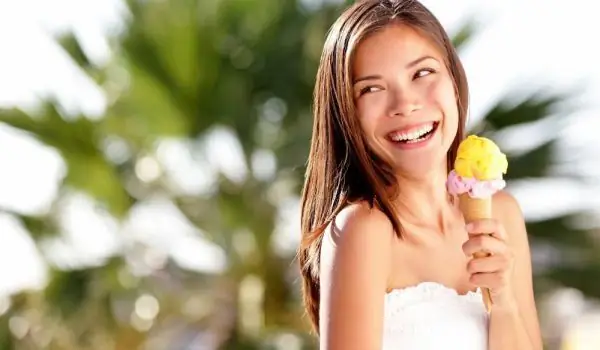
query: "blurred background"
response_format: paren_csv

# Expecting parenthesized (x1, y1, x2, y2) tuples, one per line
(0, 0, 599, 349)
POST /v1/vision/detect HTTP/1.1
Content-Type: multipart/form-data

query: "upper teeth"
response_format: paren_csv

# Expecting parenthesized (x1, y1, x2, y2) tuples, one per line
(390, 123, 434, 141)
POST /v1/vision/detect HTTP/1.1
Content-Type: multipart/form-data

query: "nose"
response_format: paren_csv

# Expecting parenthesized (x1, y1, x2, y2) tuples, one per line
(387, 89, 423, 117)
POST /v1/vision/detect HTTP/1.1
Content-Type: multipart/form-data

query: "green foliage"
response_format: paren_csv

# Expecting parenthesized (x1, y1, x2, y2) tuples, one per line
(527, 214, 597, 249)
(546, 263, 600, 298)
(0, 104, 132, 218)
(451, 19, 478, 50)
(483, 93, 568, 130)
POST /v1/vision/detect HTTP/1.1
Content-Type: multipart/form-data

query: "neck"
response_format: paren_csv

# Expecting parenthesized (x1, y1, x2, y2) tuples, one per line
(393, 166, 454, 230)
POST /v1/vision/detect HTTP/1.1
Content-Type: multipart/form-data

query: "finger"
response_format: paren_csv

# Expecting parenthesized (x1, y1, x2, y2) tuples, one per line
(462, 234, 507, 257)
(465, 219, 507, 241)
(467, 255, 510, 274)
(469, 272, 505, 290)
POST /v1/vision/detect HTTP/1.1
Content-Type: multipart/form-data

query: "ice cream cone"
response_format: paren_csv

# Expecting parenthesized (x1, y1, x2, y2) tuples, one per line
(458, 193, 493, 313)
(447, 135, 509, 314)
(458, 194, 491, 221)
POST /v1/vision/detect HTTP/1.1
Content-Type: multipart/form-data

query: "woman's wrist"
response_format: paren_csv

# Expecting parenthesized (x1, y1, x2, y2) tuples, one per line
(490, 289, 519, 315)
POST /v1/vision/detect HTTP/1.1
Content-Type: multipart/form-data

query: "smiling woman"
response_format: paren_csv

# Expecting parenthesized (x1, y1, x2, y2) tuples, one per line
(351, 24, 459, 175)
(298, 1, 542, 349)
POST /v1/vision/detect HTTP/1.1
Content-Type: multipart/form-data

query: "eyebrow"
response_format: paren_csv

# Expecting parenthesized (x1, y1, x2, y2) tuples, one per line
(352, 55, 438, 84)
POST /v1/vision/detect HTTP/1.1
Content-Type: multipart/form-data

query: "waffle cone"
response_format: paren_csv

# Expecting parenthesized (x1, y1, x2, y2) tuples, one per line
(458, 193, 494, 313)
(458, 194, 492, 222)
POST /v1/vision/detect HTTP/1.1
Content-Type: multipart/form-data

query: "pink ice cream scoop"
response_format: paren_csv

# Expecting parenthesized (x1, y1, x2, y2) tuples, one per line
(446, 170, 506, 198)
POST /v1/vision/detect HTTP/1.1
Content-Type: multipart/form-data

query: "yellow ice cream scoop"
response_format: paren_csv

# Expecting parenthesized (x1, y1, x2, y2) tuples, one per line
(454, 135, 508, 180)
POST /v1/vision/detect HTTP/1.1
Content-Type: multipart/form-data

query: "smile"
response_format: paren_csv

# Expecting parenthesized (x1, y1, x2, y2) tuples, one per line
(387, 121, 439, 145)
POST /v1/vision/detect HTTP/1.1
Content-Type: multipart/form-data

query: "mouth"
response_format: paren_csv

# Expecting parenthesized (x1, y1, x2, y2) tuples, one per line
(387, 121, 440, 145)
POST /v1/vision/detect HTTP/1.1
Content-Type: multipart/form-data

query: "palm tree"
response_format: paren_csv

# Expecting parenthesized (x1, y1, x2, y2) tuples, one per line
(0, 0, 597, 349)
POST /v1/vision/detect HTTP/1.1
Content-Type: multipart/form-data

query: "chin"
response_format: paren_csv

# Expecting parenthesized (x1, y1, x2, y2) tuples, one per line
(393, 156, 445, 179)
(369, 124, 454, 178)
(383, 140, 450, 178)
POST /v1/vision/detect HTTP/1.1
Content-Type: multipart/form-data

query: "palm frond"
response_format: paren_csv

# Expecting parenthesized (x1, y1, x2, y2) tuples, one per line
(527, 214, 597, 249)
(482, 92, 569, 130)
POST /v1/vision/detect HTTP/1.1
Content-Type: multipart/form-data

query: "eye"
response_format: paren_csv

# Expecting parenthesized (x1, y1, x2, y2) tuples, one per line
(359, 85, 383, 96)
(413, 68, 436, 80)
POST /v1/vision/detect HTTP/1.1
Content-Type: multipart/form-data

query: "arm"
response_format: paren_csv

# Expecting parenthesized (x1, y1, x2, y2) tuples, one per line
(489, 191, 543, 350)
(319, 203, 395, 350)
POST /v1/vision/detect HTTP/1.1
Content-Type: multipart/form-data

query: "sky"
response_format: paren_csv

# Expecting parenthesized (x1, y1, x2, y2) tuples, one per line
(0, 0, 599, 296)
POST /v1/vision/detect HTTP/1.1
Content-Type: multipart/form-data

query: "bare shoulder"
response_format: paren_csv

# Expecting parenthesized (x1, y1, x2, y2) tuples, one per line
(321, 201, 395, 282)
(492, 189, 523, 218)
(319, 201, 395, 349)
(328, 201, 395, 247)
(492, 190, 527, 241)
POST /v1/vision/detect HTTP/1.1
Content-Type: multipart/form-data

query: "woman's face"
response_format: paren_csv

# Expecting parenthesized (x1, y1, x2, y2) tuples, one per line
(352, 23, 459, 178)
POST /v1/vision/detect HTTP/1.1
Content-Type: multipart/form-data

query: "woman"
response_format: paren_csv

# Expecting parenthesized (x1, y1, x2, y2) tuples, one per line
(297, 0, 543, 349)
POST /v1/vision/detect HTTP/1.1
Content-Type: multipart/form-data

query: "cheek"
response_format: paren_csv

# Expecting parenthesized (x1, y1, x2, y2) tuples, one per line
(355, 98, 386, 135)
(355, 99, 390, 155)
(427, 77, 457, 110)
(428, 78, 459, 136)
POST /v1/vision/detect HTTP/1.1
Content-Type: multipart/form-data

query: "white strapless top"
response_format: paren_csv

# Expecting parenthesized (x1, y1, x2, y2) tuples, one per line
(382, 282, 489, 349)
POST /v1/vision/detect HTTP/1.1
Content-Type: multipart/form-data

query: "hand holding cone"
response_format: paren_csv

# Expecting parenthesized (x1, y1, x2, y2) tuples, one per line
(447, 135, 508, 313)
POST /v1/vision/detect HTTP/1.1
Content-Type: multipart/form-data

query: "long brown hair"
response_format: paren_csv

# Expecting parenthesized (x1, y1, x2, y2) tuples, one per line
(297, 0, 469, 332)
